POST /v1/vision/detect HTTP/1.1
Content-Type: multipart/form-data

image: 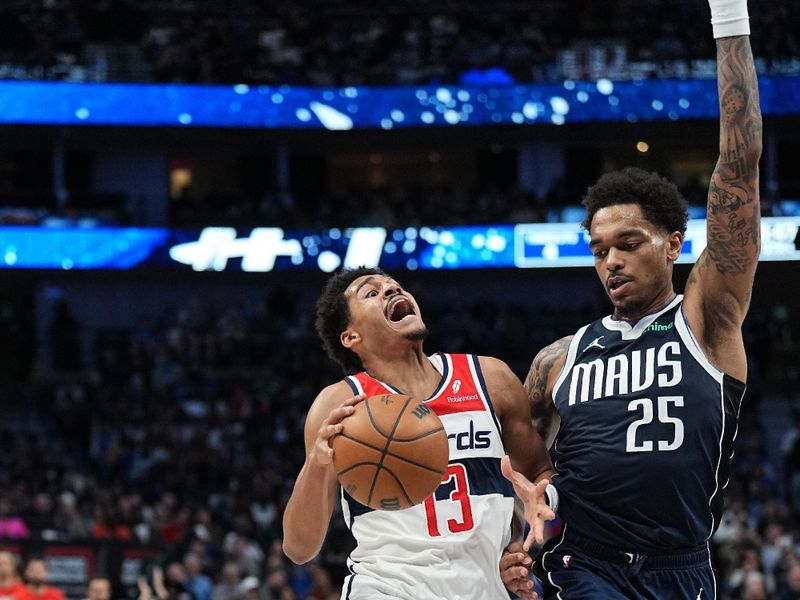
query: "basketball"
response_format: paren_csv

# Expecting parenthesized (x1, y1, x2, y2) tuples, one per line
(332, 393, 449, 510)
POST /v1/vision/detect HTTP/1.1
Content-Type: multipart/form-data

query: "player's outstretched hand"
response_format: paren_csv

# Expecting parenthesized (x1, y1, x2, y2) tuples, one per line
(501, 455, 555, 551)
(312, 394, 366, 466)
(500, 541, 538, 600)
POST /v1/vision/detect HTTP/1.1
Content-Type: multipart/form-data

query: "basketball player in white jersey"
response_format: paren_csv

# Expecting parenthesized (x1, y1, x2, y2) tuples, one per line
(283, 267, 555, 600)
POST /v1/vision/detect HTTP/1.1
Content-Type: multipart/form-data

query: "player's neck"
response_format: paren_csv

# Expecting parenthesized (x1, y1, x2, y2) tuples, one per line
(612, 287, 678, 324)
(364, 346, 441, 400)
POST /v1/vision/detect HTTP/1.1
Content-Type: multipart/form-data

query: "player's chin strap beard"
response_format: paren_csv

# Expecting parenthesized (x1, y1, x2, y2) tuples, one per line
(612, 299, 646, 322)
(404, 328, 429, 342)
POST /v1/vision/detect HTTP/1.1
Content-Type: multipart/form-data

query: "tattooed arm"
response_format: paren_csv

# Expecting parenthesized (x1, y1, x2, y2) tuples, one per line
(525, 336, 572, 447)
(683, 34, 762, 380)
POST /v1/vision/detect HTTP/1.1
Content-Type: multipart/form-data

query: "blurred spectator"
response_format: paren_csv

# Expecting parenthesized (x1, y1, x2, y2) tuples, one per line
(183, 553, 212, 600)
(53, 492, 91, 540)
(0, 0, 796, 86)
(210, 562, 242, 600)
(0, 551, 25, 600)
(18, 559, 64, 600)
(779, 563, 800, 600)
(83, 578, 111, 600)
(0, 498, 29, 540)
(237, 577, 259, 600)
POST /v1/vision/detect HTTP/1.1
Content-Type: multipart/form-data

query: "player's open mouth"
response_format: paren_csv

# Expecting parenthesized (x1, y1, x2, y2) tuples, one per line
(386, 296, 416, 322)
(608, 276, 632, 298)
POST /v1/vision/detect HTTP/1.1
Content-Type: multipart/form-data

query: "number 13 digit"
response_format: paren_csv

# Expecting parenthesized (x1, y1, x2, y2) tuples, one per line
(424, 463, 475, 537)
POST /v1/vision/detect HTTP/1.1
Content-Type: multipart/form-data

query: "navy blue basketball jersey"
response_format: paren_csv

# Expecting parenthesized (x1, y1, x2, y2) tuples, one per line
(550, 295, 746, 552)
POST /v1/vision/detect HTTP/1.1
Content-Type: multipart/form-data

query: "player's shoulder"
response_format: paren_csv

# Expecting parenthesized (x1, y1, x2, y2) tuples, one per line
(535, 335, 573, 364)
(314, 379, 356, 407)
(527, 335, 574, 387)
(306, 380, 356, 425)
(475, 356, 526, 405)
(476, 355, 515, 381)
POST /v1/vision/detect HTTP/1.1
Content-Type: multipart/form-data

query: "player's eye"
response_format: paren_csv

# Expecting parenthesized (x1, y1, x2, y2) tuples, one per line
(593, 249, 607, 258)
(366, 290, 378, 298)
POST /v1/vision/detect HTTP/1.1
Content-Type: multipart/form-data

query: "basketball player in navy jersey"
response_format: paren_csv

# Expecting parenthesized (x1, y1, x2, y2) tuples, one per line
(283, 267, 554, 599)
(501, 0, 762, 598)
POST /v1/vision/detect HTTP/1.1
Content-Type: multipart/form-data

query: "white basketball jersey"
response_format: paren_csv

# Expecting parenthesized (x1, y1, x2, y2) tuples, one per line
(340, 353, 514, 600)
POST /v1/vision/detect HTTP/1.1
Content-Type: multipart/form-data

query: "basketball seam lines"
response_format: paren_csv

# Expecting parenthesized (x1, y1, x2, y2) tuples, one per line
(336, 430, 447, 474)
(366, 394, 415, 507)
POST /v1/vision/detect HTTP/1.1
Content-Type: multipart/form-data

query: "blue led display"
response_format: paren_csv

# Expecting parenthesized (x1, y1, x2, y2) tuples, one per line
(0, 77, 797, 129)
(0, 219, 797, 272)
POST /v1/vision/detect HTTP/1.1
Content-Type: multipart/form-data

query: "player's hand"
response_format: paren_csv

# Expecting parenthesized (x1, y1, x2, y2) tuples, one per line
(501, 455, 555, 551)
(500, 541, 538, 600)
(311, 394, 366, 466)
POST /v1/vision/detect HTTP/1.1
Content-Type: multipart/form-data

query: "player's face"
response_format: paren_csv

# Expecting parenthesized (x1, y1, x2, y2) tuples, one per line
(342, 275, 427, 346)
(589, 203, 682, 320)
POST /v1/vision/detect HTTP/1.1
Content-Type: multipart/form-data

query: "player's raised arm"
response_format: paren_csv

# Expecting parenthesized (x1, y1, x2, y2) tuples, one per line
(282, 384, 363, 564)
(684, 0, 762, 350)
(524, 336, 571, 447)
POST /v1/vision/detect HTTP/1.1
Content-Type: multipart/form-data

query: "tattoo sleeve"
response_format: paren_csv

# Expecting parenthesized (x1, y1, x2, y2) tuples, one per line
(525, 337, 570, 445)
(705, 36, 763, 278)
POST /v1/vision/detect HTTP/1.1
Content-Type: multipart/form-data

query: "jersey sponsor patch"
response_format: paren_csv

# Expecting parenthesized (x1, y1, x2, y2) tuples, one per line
(428, 391, 486, 416)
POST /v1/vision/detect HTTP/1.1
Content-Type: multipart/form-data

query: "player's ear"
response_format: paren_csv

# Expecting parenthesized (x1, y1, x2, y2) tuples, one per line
(666, 231, 683, 262)
(341, 328, 360, 349)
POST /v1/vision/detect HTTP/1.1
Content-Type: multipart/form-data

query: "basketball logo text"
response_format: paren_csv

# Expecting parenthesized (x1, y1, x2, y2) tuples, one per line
(380, 497, 401, 510)
(411, 403, 432, 419)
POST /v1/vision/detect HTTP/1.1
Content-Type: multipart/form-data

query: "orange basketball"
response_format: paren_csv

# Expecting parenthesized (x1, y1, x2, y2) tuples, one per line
(332, 393, 449, 510)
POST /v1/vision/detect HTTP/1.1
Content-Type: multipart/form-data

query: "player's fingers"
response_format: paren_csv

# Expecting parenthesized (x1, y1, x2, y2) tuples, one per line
(316, 437, 335, 457)
(319, 421, 344, 442)
(523, 528, 537, 553)
(500, 551, 530, 570)
(318, 408, 354, 436)
(500, 568, 528, 587)
(343, 393, 366, 406)
(507, 576, 536, 599)
(330, 403, 357, 423)
(500, 455, 532, 493)
(500, 454, 516, 481)
(533, 513, 545, 545)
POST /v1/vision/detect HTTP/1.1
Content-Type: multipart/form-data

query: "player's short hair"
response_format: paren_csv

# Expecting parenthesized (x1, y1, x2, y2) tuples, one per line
(315, 266, 387, 374)
(581, 167, 689, 236)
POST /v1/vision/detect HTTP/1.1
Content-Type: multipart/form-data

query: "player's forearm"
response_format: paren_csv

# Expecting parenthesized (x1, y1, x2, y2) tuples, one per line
(715, 35, 762, 184)
(282, 460, 337, 564)
(705, 19, 763, 278)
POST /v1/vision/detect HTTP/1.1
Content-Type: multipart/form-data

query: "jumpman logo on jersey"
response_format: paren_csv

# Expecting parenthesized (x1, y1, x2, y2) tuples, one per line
(581, 336, 605, 353)
(696, 588, 703, 600)
(452, 379, 462, 394)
